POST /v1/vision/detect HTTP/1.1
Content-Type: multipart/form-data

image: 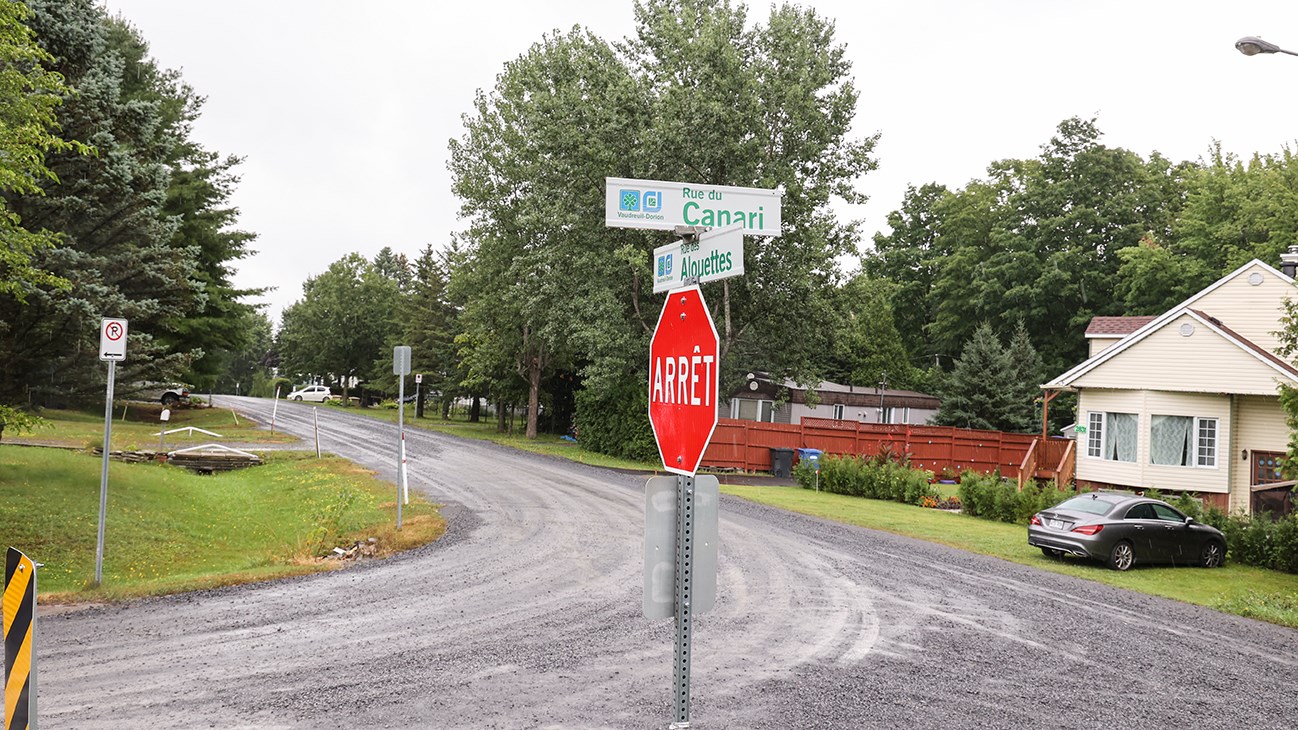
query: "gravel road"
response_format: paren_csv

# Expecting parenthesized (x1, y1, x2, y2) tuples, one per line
(34, 397, 1298, 729)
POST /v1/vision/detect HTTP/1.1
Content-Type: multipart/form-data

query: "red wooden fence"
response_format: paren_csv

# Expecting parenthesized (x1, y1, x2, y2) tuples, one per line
(703, 417, 1071, 479)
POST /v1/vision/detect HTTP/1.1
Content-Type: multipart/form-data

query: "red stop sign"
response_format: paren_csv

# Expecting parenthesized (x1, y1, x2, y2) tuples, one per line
(649, 285, 720, 476)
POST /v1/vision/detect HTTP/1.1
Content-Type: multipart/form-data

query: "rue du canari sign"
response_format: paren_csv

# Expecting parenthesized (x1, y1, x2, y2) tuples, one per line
(605, 177, 782, 237)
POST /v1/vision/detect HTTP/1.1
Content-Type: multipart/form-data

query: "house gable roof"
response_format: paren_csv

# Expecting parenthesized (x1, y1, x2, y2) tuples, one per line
(1058, 309, 1298, 393)
(1085, 316, 1156, 338)
(1046, 259, 1297, 389)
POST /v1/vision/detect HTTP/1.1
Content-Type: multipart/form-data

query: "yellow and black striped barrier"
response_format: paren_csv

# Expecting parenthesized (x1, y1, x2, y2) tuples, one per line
(4, 547, 36, 730)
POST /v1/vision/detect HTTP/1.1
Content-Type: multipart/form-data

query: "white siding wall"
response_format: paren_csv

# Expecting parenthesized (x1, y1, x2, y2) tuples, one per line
(1231, 395, 1289, 512)
(1193, 263, 1292, 354)
(1077, 389, 1232, 495)
(1073, 313, 1289, 395)
(1088, 337, 1122, 358)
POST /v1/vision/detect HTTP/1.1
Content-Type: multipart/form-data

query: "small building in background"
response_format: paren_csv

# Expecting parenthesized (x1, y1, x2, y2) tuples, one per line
(722, 372, 939, 426)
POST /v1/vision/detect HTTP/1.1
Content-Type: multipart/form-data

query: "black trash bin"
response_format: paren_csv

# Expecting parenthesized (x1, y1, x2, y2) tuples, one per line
(769, 447, 794, 478)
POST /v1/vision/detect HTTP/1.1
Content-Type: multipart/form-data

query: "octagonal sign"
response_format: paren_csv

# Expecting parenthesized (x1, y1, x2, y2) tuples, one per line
(649, 285, 720, 476)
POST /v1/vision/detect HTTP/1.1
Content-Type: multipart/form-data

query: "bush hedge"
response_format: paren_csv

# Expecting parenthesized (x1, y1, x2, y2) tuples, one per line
(794, 452, 938, 506)
(573, 378, 657, 462)
(1156, 491, 1298, 574)
(956, 471, 1062, 525)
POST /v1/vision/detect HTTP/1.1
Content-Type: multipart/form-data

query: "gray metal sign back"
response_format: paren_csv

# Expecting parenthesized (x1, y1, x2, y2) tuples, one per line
(643, 475, 718, 619)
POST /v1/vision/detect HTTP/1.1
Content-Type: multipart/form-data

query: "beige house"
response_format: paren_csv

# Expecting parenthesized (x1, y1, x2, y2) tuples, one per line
(1043, 258, 1298, 514)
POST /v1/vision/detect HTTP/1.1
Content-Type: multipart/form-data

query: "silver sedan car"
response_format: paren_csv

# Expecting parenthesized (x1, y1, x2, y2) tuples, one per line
(1028, 492, 1226, 571)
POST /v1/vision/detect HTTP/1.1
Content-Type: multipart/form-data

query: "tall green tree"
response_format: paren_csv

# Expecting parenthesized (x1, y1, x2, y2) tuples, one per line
(0, 1, 256, 404)
(628, 0, 878, 385)
(450, 27, 645, 439)
(402, 244, 459, 417)
(0, 0, 85, 303)
(862, 183, 952, 360)
(450, 1, 880, 451)
(277, 253, 401, 402)
(824, 275, 917, 389)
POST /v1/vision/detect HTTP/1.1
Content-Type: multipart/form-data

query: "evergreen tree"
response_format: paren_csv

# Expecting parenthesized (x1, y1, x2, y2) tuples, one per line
(933, 323, 1024, 432)
(1004, 320, 1044, 433)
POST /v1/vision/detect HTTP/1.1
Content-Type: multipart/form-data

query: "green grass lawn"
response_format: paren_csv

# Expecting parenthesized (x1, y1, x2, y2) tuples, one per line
(0, 445, 443, 601)
(10, 405, 299, 450)
(724, 483, 1298, 629)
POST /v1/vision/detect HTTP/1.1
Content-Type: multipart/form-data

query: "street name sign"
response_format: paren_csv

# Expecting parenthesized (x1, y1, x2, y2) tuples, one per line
(99, 318, 128, 361)
(648, 285, 720, 476)
(606, 177, 782, 237)
(652, 223, 745, 293)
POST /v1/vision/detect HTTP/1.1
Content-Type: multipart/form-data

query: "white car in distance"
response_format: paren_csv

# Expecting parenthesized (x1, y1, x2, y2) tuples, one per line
(286, 385, 333, 402)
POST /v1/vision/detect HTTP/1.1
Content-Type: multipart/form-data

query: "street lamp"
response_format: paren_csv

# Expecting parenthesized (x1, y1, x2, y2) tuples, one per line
(1235, 36, 1298, 57)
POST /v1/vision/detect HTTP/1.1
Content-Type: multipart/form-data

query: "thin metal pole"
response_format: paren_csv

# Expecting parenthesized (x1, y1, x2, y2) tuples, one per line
(396, 374, 405, 530)
(313, 407, 321, 458)
(671, 474, 696, 729)
(271, 385, 281, 433)
(95, 360, 116, 587)
(31, 559, 39, 729)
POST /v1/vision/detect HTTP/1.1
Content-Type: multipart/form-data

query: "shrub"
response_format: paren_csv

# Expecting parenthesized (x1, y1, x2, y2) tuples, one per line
(795, 454, 937, 506)
(573, 379, 656, 462)
(956, 472, 1065, 524)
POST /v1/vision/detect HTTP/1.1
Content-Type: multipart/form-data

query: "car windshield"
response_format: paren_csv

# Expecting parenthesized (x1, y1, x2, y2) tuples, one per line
(1053, 496, 1115, 516)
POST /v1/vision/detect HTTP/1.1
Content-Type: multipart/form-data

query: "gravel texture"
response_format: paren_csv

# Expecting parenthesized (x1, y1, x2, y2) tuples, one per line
(34, 396, 1298, 729)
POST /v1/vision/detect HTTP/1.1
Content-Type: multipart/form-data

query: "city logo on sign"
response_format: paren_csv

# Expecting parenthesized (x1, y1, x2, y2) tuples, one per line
(620, 188, 662, 213)
(657, 252, 673, 277)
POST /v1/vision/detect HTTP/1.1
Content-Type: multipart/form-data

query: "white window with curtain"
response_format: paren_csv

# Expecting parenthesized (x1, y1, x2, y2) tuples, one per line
(731, 398, 776, 423)
(883, 406, 910, 424)
(1150, 415, 1192, 466)
(1093, 412, 1137, 462)
(1152, 415, 1220, 465)
(1150, 415, 1218, 468)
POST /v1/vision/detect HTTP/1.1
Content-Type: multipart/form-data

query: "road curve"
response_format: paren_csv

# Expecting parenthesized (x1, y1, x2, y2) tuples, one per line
(36, 396, 1298, 729)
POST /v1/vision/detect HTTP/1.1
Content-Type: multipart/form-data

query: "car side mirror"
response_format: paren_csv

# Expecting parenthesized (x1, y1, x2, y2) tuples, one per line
(1185, 517, 1195, 527)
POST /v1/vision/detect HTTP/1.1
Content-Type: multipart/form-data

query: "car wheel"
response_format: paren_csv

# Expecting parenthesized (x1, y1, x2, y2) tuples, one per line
(1200, 540, 1225, 568)
(294, 396, 303, 401)
(1107, 540, 1135, 571)
(1041, 547, 1064, 559)
(161, 394, 178, 406)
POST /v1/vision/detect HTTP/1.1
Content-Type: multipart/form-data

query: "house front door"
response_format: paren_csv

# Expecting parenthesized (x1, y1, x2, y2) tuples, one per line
(1251, 451, 1285, 486)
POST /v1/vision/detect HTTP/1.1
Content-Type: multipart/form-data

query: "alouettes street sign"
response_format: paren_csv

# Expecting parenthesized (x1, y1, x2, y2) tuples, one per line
(648, 285, 720, 476)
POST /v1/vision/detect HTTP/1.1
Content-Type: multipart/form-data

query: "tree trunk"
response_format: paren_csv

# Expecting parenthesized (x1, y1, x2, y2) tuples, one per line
(470, 396, 481, 423)
(497, 399, 507, 433)
(526, 356, 540, 439)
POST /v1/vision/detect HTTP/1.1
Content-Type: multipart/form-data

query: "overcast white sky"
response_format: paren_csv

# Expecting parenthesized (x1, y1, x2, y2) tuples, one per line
(99, 1, 1298, 325)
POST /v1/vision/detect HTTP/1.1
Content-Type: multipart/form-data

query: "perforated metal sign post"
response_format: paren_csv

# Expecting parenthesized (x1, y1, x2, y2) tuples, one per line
(95, 318, 127, 587)
(393, 346, 411, 529)
(645, 475, 720, 724)
(4, 547, 37, 730)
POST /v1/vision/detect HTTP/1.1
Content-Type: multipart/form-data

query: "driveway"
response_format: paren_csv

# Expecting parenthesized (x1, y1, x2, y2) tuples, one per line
(34, 396, 1298, 728)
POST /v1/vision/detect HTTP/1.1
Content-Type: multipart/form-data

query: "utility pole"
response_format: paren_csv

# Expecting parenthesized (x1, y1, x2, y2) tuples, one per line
(877, 372, 888, 424)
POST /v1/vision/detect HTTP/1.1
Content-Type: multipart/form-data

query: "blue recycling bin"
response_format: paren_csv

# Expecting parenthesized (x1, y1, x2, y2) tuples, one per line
(796, 448, 823, 471)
